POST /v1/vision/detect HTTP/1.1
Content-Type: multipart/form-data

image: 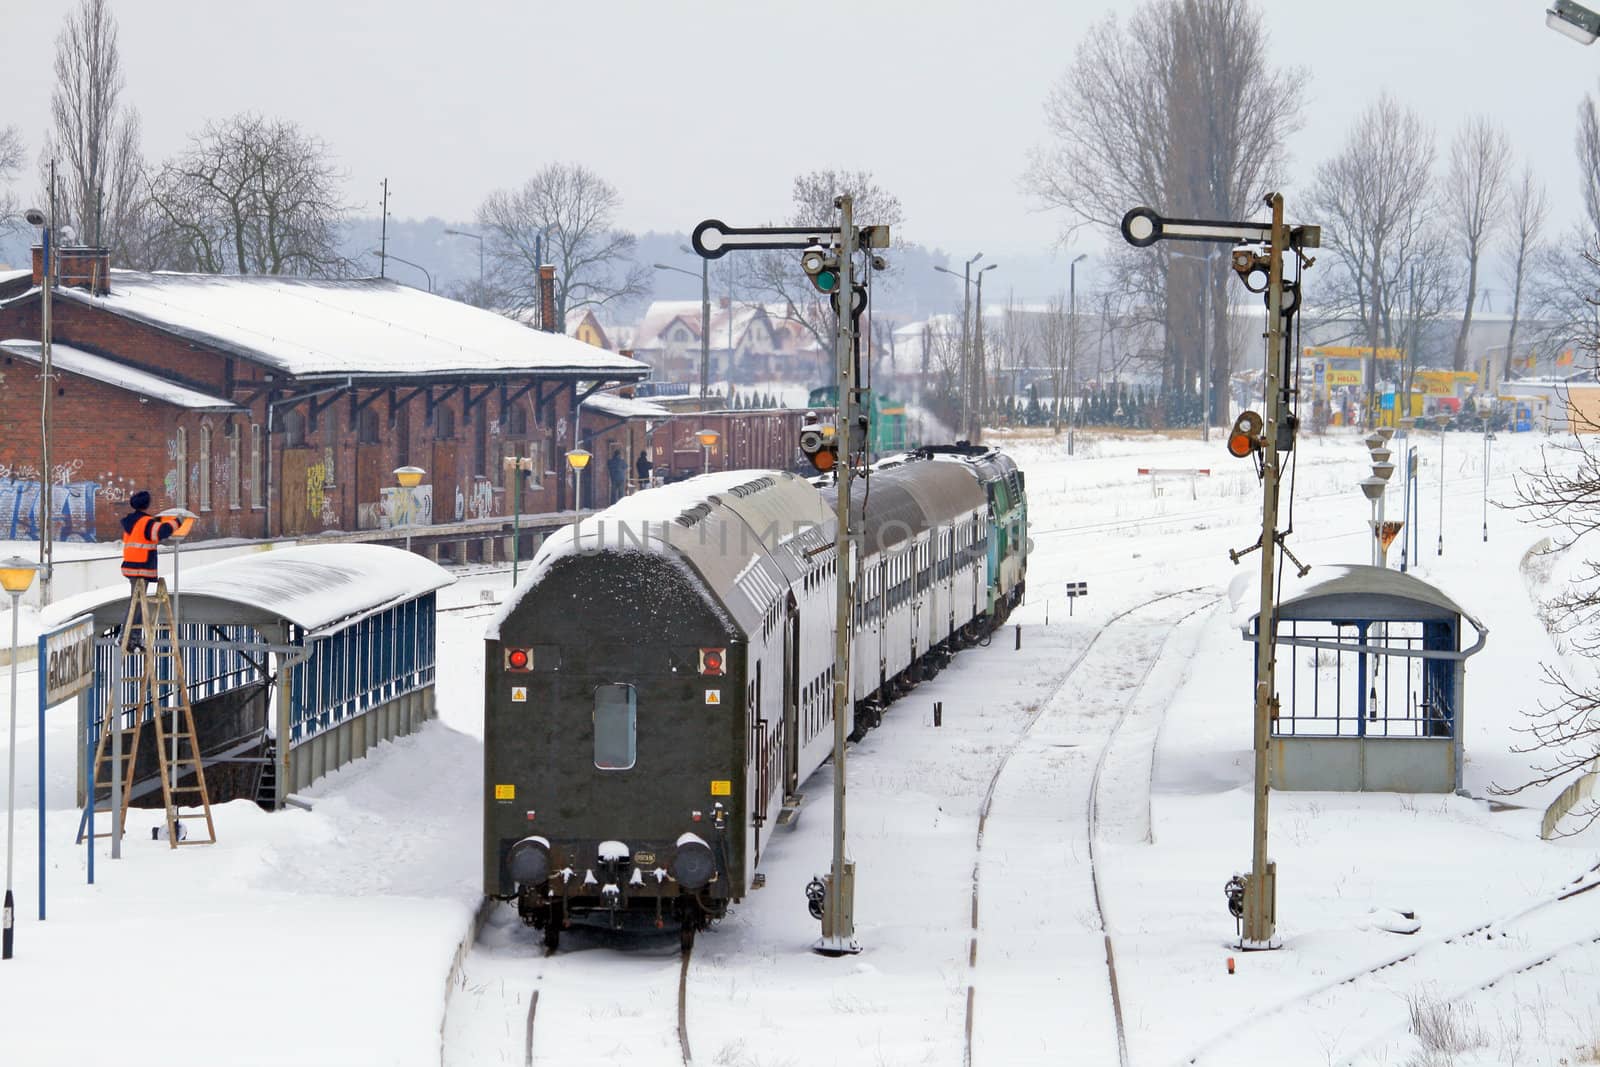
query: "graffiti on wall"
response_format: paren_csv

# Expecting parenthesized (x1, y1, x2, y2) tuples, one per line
(306, 447, 337, 528)
(363, 485, 433, 530)
(468, 477, 495, 520)
(0, 479, 100, 542)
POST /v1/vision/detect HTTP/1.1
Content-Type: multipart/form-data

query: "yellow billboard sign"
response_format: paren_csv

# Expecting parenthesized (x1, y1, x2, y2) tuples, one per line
(1326, 368, 1363, 387)
(1306, 345, 1404, 361)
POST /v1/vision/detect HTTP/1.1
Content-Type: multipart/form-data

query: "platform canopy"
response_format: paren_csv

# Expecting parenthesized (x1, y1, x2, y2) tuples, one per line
(1248, 564, 1484, 630)
(45, 543, 454, 637)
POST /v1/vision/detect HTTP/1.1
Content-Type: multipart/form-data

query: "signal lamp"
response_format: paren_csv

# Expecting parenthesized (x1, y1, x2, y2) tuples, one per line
(1227, 411, 1264, 459)
(799, 422, 840, 473)
(699, 648, 726, 676)
(504, 647, 532, 672)
(801, 244, 840, 294)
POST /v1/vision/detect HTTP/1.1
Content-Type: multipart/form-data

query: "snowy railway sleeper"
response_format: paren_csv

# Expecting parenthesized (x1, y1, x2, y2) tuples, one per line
(481, 444, 1028, 949)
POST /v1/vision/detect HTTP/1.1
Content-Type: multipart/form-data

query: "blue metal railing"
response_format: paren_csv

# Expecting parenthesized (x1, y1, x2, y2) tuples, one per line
(288, 592, 436, 746)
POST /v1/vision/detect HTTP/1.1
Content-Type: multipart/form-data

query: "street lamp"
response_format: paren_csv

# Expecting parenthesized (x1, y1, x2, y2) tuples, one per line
(695, 428, 720, 475)
(1549, 0, 1600, 43)
(1435, 413, 1450, 556)
(24, 207, 54, 607)
(972, 263, 998, 441)
(443, 229, 484, 302)
(934, 252, 983, 440)
(373, 251, 432, 293)
(1, 555, 40, 960)
(655, 260, 711, 405)
(393, 466, 426, 554)
(565, 449, 592, 543)
(1066, 254, 1088, 452)
(1171, 247, 1223, 441)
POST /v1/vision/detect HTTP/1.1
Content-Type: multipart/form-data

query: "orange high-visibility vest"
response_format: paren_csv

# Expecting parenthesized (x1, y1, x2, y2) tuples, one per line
(121, 514, 163, 579)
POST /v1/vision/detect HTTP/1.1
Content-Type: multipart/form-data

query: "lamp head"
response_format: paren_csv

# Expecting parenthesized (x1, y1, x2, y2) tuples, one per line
(565, 448, 592, 471)
(0, 555, 39, 594)
(1549, 0, 1600, 43)
(157, 507, 199, 538)
(394, 465, 426, 488)
(24, 208, 46, 227)
(695, 428, 721, 448)
(1359, 477, 1388, 501)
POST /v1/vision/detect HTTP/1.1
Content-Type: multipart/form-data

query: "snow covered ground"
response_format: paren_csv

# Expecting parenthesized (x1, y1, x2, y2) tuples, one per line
(2, 424, 1599, 1066)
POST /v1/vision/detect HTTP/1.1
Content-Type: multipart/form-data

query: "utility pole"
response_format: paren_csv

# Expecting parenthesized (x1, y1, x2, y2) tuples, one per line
(700, 255, 711, 407)
(40, 164, 57, 607)
(972, 264, 996, 444)
(822, 193, 861, 956)
(378, 178, 390, 279)
(1120, 196, 1318, 950)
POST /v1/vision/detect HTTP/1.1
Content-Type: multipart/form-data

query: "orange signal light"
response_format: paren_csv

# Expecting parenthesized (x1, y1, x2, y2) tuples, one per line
(699, 648, 726, 676)
(1227, 411, 1264, 459)
(812, 449, 835, 472)
(504, 647, 532, 672)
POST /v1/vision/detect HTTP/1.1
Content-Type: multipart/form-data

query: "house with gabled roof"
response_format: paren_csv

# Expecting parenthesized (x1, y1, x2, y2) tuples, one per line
(0, 247, 647, 543)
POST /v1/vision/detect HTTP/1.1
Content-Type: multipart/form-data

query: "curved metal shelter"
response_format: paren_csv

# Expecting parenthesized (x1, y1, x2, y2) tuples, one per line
(47, 544, 453, 809)
(1245, 564, 1487, 793)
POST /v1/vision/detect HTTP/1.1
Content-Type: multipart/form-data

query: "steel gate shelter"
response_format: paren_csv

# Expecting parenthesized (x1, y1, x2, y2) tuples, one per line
(1244, 565, 1487, 794)
(46, 544, 452, 813)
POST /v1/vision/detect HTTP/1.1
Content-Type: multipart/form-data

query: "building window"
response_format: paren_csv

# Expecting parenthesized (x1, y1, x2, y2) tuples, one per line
(358, 405, 380, 445)
(227, 422, 241, 509)
(250, 425, 264, 509)
(593, 683, 637, 770)
(508, 404, 528, 437)
(283, 409, 307, 448)
(174, 427, 188, 508)
(435, 404, 455, 440)
(199, 424, 213, 511)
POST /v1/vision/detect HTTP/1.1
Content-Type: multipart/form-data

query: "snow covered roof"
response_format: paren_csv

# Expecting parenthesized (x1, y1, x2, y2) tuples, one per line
(0, 338, 239, 410)
(580, 392, 670, 420)
(632, 300, 707, 348)
(27, 272, 649, 381)
(45, 543, 454, 637)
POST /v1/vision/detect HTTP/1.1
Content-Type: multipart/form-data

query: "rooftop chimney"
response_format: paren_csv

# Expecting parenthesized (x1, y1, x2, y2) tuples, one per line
(538, 264, 557, 333)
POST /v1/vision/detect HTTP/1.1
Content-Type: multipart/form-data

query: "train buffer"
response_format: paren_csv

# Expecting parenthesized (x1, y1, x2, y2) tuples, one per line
(1136, 467, 1211, 499)
(777, 792, 806, 829)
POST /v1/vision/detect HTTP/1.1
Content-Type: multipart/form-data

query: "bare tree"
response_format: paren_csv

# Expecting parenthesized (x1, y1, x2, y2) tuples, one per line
(1036, 295, 1073, 431)
(146, 113, 349, 276)
(1027, 0, 1301, 424)
(1305, 94, 1448, 421)
(1500, 166, 1549, 392)
(42, 0, 145, 254)
(477, 162, 650, 324)
(1444, 117, 1511, 372)
(1580, 85, 1600, 236)
(0, 126, 24, 234)
(747, 168, 904, 365)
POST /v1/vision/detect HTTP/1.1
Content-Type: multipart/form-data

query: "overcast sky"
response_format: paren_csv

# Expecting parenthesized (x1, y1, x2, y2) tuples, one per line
(5, 0, 1598, 285)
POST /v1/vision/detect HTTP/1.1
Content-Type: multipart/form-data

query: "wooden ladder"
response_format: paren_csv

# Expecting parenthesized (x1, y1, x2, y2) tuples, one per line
(80, 579, 216, 848)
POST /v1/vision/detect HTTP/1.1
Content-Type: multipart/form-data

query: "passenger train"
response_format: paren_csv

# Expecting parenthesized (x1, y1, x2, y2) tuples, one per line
(482, 444, 1027, 948)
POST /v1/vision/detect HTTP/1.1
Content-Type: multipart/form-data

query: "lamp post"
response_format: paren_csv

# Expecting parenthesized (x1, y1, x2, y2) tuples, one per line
(1067, 254, 1088, 452)
(565, 450, 591, 544)
(443, 229, 484, 302)
(1, 555, 40, 960)
(393, 466, 426, 554)
(1480, 397, 1494, 543)
(503, 455, 535, 585)
(1436, 413, 1450, 556)
(972, 264, 997, 441)
(654, 261, 711, 404)
(934, 252, 983, 441)
(24, 206, 54, 607)
(694, 428, 720, 476)
(373, 251, 432, 293)
(1171, 247, 1222, 441)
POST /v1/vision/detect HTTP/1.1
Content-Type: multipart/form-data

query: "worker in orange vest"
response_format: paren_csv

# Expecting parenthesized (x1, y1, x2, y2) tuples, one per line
(120, 491, 177, 650)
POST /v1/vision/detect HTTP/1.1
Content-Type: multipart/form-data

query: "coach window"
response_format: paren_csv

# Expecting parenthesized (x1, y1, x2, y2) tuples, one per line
(593, 683, 637, 770)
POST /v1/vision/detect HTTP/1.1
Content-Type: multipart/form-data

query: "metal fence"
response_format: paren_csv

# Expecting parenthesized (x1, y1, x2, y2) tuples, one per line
(1272, 619, 1456, 740)
(287, 592, 436, 746)
(89, 621, 265, 742)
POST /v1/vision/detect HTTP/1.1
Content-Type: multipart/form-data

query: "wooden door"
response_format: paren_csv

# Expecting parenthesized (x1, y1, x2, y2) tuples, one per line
(279, 448, 316, 536)
(432, 442, 459, 522)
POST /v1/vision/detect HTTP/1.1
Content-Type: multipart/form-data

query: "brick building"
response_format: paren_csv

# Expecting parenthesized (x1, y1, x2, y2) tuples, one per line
(0, 248, 647, 543)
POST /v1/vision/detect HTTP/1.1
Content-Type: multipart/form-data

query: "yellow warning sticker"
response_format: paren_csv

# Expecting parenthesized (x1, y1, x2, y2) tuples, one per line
(710, 780, 731, 796)
(511, 686, 528, 703)
(494, 784, 515, 800)
(705, 689, 721, 705)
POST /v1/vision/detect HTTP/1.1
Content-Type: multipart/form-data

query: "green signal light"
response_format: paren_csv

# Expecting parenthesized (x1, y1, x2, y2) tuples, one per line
(814, 269, 839, 293)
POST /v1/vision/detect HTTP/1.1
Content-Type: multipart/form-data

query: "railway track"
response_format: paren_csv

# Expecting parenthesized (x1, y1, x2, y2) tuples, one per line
(1178, 862, 1600, 1066)
(964, 587, 1218, 1067)
(443, 905, 695, 1066)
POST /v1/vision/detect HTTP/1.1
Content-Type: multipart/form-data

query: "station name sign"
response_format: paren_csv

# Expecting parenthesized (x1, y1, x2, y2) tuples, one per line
(44, 616, 94, 705)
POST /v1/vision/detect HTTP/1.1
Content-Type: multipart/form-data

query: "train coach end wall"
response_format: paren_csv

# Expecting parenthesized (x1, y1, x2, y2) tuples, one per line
(284, 685, 436, 796)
